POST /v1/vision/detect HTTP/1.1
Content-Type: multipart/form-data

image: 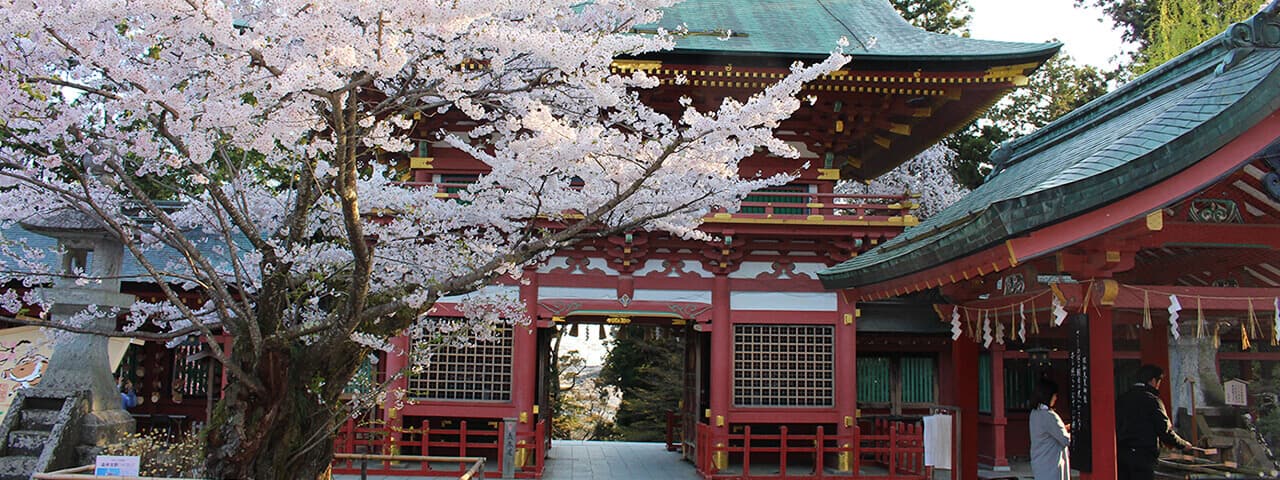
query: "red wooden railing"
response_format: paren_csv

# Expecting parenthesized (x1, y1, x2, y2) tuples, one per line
(395, 182, 915, 220)
(666, 410, 684, 452)
(332, 418, 547, 479)
(693, 420, 931, 480)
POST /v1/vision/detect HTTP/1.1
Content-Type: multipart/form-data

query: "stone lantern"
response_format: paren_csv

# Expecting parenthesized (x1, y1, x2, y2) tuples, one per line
(0, 209, 136, 475)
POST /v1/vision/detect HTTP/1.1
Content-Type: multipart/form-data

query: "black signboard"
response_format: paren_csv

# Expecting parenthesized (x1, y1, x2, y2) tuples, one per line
(1068, 313, 1092, 472)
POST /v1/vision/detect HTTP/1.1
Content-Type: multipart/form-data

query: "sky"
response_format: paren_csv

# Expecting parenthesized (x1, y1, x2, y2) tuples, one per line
(967, 0, 1131, 69)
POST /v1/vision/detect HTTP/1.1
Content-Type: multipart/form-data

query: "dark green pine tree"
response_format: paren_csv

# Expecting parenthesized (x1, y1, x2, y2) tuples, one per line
(599, 325, 685, 441)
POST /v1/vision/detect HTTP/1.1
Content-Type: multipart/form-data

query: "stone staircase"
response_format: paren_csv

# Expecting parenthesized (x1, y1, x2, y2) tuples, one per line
(0, 391, 87, 480)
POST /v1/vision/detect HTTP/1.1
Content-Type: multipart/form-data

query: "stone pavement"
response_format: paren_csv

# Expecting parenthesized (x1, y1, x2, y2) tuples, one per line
(334, 440, 700, 480)
(542, 440, 699, 480)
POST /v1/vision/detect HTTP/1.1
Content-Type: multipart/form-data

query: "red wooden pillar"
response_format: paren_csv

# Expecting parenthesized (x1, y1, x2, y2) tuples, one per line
(835, 291, 858, 436)
(1085, 307, 1118, 479)
(512, 268, 540, 433)
(991, 343, 1010, 470)
(1140, 312, 1172, 407)
(708, 273, 732, 465)
(384, 334, 410, 429)
(952, 336, 979, 479)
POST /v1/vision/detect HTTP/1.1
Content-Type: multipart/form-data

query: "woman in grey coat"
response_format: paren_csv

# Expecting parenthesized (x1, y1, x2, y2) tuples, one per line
(1029, 379, 1071, 480)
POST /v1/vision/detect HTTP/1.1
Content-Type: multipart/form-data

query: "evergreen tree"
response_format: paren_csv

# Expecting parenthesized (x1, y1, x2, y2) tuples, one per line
(1133, 0, 1263, 74)
(599, 326, 684, 441)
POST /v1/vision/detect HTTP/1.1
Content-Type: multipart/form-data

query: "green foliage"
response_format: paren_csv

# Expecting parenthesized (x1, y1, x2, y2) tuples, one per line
(945, 53, 1113, 188)
(890, 0, 973, 35)
(598, 326, 683, 442)
(552, 349, 618, 440)
(1132, 0, 1263, 74)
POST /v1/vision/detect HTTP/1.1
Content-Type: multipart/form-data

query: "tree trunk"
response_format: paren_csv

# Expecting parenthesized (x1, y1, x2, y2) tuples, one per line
(205, 341, 367, 479)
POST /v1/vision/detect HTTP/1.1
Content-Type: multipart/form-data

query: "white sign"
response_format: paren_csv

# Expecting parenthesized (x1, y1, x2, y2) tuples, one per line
(94, 455, 140, 476)
(1225, 379, 1249, 407)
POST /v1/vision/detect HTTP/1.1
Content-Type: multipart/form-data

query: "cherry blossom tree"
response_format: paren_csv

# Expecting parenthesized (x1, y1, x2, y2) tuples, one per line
(0, 0, 846, 477)
(838, 144, 966, 219)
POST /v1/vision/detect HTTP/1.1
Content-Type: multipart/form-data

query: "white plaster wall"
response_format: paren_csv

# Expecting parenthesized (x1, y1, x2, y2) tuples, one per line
(729, 291, 836, 311)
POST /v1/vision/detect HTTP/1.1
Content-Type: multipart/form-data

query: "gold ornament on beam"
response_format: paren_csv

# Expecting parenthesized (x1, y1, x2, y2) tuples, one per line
(1212, 322, 1221, 350)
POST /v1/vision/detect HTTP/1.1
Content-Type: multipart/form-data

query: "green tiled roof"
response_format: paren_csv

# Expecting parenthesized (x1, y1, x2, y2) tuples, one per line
(820, 3, 1280, 289)
(654, 0, 1060, 62)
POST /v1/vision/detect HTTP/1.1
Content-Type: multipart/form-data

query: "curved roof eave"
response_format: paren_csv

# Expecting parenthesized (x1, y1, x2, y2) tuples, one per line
(819, 21, 1280, 290)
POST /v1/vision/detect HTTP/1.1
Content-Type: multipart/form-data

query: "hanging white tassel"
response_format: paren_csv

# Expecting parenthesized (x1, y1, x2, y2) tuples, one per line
(982, 310, 993, 348)
(994, 313, 1006, 345)
(1273, 298, 1279, 346)
(951, 307, 962, 341)
(1052, 295, 1067, 327)
(1169, 294, 1182, 340)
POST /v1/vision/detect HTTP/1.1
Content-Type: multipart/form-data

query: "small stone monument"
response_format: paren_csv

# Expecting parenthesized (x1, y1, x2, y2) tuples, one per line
(0, 209, 136, 475)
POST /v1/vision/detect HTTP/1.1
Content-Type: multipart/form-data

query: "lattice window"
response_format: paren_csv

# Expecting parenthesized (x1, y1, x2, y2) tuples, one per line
(408, 328, 512, 401)
(733, 324, 834, 407)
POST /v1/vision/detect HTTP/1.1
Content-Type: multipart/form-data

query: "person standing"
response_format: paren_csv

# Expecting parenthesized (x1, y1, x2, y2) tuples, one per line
(1116, 364, 1207, 480)
(1029, 379, 1070, 480)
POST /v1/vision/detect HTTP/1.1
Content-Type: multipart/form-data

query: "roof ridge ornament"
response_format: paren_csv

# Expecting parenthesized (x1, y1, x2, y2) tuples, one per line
(1218, 1, 1280, 72)
(1224, 1, 1280, 50)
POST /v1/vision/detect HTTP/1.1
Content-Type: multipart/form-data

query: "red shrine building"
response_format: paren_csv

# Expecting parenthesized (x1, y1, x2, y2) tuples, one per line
(326, 0, 1061, 478)
(69, 0, 1280, 479)
(822, 2, 1280, 478)
(323, 0, 1065, 478)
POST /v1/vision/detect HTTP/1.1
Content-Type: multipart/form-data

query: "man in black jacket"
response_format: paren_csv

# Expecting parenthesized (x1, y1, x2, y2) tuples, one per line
(1115, 364, 1207, 480)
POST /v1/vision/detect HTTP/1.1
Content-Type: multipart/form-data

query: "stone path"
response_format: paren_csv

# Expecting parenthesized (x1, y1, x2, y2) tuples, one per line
(542, 440, 699, 480)
(334, 440, 700, 480)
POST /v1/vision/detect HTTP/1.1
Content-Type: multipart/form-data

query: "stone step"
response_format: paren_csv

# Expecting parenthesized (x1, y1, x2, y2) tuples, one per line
(19, 408, 60, 431)
(0, 455, 38, 480)
(5, 430, 49, 457)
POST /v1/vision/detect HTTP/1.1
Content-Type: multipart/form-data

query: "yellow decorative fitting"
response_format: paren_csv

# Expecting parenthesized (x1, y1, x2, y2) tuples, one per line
(806, 202, 825, 208)
(846, 157, 863, 168)
(715, 415, 725, 427)
(606, 316, 632, 325)
(519, 411, 528, 423)
(855, 308, 862, 317)
(844, 416, 853, 427)
(1106, 250, 1121, 263)
(835, 120, 845, 133)
(843, 313, 853, 325)
(1012, 75, 1030, 86)
(903, 214, 919, 226)
(515, 446, 529, 468)
(713, 213, 733, 219)
(611, 59, 662, 71)
(552, 316, 565, 323)
(1146, 209, 1164, 231)
(413, 111, 422, 120)
(409, 156, 434, 169)
(1100, 279, 1120, 306)
(672, 319, 687, 326)
(806, 215, 825, 221)
(713, 447, 728, 470)
(888, 123, 911, 135)
(873, 135, 892, 149)
(816, 168, 840, 180)
(704, 409, 712, 419)
(837, 451, 852, 472)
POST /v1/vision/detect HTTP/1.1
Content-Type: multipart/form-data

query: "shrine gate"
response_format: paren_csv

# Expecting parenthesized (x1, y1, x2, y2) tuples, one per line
(329, 0, 1060, 478)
